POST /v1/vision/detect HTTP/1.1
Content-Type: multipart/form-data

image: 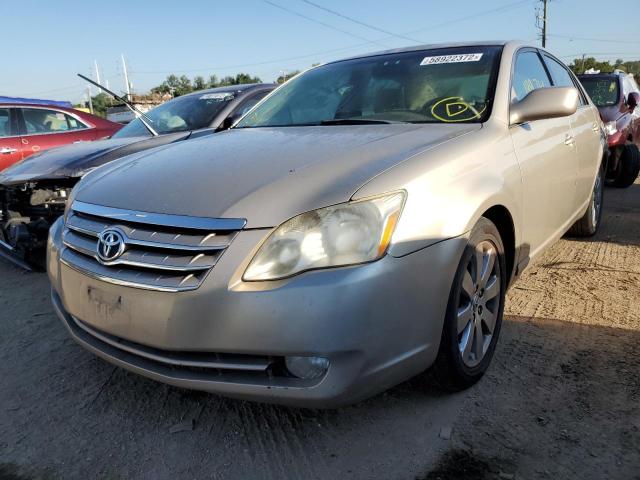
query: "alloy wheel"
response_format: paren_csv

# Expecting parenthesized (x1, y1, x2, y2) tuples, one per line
(456, 240, 501, 368)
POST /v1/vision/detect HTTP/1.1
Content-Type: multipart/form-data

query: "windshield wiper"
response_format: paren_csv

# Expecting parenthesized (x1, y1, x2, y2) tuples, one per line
(77, 74, 159, 137)
(319, 118, 404, 125)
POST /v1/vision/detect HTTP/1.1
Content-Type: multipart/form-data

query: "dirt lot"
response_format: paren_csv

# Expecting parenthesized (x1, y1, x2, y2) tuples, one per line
(1, 181, 639, 480)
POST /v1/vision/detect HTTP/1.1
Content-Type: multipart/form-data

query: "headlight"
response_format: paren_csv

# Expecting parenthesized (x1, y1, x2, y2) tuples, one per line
(604, 121, 617, 136)
(243, 192, 405, 281)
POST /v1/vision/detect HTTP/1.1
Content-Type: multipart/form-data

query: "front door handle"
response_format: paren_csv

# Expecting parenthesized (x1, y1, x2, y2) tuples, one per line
(564, 134, 576, 146)
(0, 147, 17, 154)
(592, 123, 600, 133)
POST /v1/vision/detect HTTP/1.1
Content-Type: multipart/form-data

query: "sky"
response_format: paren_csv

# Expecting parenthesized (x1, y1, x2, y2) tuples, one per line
(2, 0, 639, 104)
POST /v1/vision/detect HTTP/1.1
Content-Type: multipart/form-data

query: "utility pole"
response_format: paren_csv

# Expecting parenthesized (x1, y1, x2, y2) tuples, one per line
(121, 54, 131, 101)
(94, 60, 101, 85)
(86, 87, 94, 114)
(541, 0, 548, 48)
(580, 53, 586, 73)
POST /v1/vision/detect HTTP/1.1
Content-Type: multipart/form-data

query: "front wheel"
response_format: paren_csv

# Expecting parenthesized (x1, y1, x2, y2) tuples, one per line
(432, 217, 507, 391)
(567, 163, 604, 237)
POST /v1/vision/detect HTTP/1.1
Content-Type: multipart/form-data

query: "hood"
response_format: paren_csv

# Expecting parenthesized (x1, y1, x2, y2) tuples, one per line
(76, 124, 480, 228)
(0, 132, 192, 185)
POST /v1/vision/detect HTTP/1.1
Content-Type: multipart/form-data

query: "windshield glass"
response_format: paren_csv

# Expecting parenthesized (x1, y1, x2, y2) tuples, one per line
(580, 77, 619, 107)
(237, 46, 502, 127)
(112, 91, 236, 138)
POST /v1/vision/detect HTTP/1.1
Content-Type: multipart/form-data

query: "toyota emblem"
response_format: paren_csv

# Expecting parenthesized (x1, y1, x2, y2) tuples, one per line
(96, 229, 126, 263)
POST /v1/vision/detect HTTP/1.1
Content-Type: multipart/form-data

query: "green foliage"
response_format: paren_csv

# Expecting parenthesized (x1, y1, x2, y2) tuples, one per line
(276, 70, 301, 84)
(81, 92, 113, 118)
(151, 73, 263, 97)
(150, 74, 193, 97)
(568, 57, 640, 76)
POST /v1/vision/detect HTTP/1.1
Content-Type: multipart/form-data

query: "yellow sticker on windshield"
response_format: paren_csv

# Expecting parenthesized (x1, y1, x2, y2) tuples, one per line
(431, 97, 486, 122)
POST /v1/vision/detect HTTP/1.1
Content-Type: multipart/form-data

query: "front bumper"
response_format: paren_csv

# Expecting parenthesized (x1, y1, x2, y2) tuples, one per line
(48, 218, 466, 407)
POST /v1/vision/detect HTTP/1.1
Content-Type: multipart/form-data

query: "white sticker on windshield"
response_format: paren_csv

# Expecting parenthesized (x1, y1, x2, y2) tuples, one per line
(199, 93, 234, 101)
(420, 53, 483, 66)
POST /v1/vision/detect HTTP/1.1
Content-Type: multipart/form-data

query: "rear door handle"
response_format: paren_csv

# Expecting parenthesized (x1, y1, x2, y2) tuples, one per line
(0, 147, 17, 154)
(564, 134, 575, 146)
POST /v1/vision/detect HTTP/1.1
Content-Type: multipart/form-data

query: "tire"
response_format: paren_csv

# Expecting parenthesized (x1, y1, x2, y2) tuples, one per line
(432, 217, 507, 391)
(567, 163, 604, 237)
(612, 144, 640, 188)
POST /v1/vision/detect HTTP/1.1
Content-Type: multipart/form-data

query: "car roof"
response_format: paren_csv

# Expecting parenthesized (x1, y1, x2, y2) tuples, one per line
(180, 83, 276, 98)
(328, 40, 517, 65)
(0, 102, 78, 111)
(577, 72, 625, 78)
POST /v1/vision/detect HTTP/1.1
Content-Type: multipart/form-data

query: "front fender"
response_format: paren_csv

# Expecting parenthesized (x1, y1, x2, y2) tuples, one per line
(352, 124, 522, 258)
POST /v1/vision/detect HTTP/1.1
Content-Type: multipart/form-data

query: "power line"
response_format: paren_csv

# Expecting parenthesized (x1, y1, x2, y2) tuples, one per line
(262, 0, 388, 48)
(548, 33, 640, 45)
(131, 43, 370, 74)
(299, 0, 421, 43)
(20, 84, 85, 96)
(560, 52, 639, 59)
(403, 0, 531, 36)
(131, 0, 532, 76)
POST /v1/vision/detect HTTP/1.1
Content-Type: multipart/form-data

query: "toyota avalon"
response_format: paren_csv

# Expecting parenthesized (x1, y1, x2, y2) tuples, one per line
(48, 41, 606, 407)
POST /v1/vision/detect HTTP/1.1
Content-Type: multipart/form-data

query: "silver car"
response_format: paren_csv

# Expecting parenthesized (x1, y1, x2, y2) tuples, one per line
(48, 41, 606, 407)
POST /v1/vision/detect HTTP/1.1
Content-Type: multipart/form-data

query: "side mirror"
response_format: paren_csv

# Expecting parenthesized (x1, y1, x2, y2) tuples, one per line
(509, 86, 579, 125)
(627, 92, 639, 110)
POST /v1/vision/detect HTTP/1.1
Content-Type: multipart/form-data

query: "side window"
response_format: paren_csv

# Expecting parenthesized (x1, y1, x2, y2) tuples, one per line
(543, 55, 586, 106)
(65, 114, 87, 130)
(22, 108, 74, 134)
(511, 51, 551, 103)
(0, 109, 12, 138)
(235, 92, 269, 117)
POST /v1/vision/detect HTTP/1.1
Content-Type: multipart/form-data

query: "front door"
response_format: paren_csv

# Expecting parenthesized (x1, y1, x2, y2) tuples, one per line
(509, 49, 579, 259)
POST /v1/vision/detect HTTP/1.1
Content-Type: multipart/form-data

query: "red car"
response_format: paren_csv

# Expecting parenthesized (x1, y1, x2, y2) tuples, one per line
(0, 103, 121, 171)
(578, 71, 640, 187)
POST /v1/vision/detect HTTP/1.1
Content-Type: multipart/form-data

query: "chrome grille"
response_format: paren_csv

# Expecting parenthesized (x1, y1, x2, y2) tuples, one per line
(61, 201, 245, 292)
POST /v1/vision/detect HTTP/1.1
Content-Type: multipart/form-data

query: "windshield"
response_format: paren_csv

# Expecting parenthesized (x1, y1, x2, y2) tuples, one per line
(580, 77, 619, 107)
(237, 46, 502, 128)
(112, 91, 236, 138)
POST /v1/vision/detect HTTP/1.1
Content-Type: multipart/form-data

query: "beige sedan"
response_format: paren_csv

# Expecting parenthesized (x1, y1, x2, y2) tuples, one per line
(48, 41, 606, 407)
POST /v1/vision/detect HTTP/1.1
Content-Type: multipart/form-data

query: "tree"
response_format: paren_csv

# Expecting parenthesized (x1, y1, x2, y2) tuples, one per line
(193, 76, 207, 91)
(568, 57, 613, 75)
(151, 74, 193, 97)
(216, 73, 262, 87)
(81, 92, 112, 118)
(150, 72, 262, 97)
(276, 70, 300, 84)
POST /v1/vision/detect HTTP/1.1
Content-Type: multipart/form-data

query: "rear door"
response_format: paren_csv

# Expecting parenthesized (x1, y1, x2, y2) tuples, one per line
(509, 49, 579, 258)
(0, 108, 22, 171)
(542, 53, 602, 207)
(17, 107, 92, 159)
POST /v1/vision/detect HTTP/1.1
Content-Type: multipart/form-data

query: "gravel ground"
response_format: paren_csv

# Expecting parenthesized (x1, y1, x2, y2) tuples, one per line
(1, 181, 638, 480)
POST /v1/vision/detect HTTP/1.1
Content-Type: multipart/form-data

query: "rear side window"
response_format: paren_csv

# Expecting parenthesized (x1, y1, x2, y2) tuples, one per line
(0, 109, 12, 138)
(543, 55, 586, 105)
(21, 108, 86, 134)
(511, 51, 551, 103)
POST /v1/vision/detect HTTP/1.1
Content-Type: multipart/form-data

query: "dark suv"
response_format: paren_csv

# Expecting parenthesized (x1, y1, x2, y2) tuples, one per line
(578, 71, 640, 188)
